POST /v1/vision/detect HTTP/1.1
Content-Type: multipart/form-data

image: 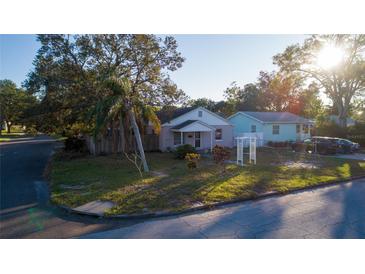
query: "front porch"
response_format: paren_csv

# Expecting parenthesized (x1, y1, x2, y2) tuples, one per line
(296, 123, 312, 141)
(171, 120, 215, 151)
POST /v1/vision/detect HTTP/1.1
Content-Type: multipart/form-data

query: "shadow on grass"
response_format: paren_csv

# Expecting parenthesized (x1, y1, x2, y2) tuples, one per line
(51, 150, 365, 216)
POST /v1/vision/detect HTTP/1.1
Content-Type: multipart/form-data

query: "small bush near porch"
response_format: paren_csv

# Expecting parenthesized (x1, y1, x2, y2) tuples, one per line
(49, 148, 365, 215)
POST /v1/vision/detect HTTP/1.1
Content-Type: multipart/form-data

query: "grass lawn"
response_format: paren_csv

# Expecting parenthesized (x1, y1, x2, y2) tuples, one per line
(49, 148, 365, 215)
(0, 131, 27, 142)
(0, 129, 66, 142)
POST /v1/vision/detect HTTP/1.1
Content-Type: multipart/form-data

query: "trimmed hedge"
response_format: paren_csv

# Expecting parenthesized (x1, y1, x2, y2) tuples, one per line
(174, 144, 196, 159)
(267, 141, 292, 147)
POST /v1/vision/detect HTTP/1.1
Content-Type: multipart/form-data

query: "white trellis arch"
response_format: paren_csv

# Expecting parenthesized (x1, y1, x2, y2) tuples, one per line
(236, 137, 257, 166)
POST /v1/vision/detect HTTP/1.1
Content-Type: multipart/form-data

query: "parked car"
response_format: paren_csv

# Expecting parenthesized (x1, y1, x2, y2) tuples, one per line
(291, 137, 339, 155)
(335, 138, 359, 153)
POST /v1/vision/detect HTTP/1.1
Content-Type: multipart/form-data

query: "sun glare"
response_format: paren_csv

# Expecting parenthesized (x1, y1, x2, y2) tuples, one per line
(316, 44, 345, 69)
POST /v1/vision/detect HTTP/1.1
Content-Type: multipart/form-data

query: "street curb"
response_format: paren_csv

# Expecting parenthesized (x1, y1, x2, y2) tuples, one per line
(55, 174, 365, 220)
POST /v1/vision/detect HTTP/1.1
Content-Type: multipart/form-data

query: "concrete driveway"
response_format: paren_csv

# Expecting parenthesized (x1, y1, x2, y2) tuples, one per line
(81, 178, 365, 239)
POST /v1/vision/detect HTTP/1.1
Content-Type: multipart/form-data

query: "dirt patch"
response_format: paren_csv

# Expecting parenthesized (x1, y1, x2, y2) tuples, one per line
(151, 171, 169, 178)
(280, 161, 321, 169)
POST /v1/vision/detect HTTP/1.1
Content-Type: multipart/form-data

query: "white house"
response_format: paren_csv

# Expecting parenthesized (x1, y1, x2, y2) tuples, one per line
(157, 107, 233, 151)
(228, 111, 314, 145)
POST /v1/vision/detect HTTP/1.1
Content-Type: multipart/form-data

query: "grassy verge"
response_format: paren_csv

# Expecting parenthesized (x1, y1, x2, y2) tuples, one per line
(49, 148, 365, 215)
(0, 131, 28, 142)
(49, 133, 67, 141)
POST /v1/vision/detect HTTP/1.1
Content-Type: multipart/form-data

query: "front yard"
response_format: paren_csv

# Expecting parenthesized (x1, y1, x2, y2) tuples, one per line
(49, 148, 365, 215)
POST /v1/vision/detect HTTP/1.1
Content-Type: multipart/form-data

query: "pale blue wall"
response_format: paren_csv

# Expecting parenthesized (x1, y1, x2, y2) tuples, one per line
(229, 113, 263, 137)
(263, 123, 297, 142)
(228, 113, 299, 142)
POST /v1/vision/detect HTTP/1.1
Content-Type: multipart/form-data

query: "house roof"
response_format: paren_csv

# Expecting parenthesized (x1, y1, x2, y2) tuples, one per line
(171, 120, 215, 132)
(171, 120, 197, 130)
(157, 107, 195, 124)
(232, 111, 313, 124)
(158, 106, 232, 126)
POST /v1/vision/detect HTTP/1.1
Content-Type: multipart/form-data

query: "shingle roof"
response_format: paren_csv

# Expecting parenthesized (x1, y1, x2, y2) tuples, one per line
(171, 120, 197, 130)
(157, 107, 196, 124)
(242, 111, 312, 123)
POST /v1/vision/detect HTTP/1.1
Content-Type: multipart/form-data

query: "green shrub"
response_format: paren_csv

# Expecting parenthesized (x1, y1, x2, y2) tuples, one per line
(174, 144, 196, 159)
(185, 153, 200, 169)
(25, 127, 38, 136)
(267, 141, 291, 147)
(64, 136, 88, 153)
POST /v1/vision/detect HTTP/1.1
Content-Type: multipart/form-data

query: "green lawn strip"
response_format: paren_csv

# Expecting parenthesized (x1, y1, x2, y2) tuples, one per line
(49, 133, 68, 141)
(0, 132, 27, 142)
(0, 130, 35, 142)
(49, 150, 365, 215)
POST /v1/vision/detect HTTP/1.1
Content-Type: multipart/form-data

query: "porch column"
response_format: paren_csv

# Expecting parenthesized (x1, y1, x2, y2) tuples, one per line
(210, 130, 213, 152)
(180, 131, 183, 145)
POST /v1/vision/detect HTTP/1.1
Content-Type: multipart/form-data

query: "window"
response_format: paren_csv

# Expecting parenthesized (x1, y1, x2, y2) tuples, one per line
(215, 128, 222, 140)
(198, 110, 203, 117)
(296, 124, 301, 133)
(195, 132, 201, 147)
(173, 132, 181, 145)
(251, 125, 256, 133)
(272, 125, 280, 135)
(303, 124, 309, 134)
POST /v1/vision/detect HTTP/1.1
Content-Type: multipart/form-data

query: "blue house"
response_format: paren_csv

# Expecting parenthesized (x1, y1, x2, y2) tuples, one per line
(228, 111, 314, 145)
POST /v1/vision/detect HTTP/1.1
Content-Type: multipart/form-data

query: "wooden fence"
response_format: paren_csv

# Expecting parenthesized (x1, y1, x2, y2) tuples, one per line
(85, 134, 159, 155)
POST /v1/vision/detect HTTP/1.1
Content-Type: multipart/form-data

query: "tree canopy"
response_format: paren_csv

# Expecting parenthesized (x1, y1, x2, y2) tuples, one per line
(0, 79, 37, 133)
(274, 34, 365, 127)
(24, 34, 187, 134)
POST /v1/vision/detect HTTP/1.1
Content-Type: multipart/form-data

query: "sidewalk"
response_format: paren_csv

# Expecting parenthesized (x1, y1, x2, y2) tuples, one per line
(80, 178, 365, 239)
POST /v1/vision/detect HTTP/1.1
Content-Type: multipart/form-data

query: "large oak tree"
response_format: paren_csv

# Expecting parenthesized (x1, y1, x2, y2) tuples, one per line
(274, 34, 365, 127)
(25, 34, 186, 172)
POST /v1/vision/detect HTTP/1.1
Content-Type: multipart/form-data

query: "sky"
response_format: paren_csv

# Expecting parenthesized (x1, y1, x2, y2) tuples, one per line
(0, 34, 307, 101)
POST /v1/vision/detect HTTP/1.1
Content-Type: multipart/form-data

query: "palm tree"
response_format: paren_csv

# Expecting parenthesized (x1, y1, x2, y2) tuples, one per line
(92, 77, 161, 173)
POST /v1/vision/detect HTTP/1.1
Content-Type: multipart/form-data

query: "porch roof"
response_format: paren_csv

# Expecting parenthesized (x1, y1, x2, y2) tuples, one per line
(171, 120, 215, 132)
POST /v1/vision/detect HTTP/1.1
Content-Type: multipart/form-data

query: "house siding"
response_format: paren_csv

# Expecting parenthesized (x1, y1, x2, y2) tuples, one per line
(262, 123, 297, 142)
(228, 112, 311, 143)
(211, 125, 234, 148)
(159, 125, 233, 151)
(229, 113, 264, 137)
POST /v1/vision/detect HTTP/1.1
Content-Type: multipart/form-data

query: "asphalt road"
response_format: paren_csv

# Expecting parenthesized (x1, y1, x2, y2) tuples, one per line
(0, 136, 137, 238)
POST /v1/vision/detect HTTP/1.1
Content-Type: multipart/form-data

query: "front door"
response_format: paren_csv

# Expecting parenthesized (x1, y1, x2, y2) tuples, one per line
(184, 132, 195, 147)
(194, 132, 201, 148)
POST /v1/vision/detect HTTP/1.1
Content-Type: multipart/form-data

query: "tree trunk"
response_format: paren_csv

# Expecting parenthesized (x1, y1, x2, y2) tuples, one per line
(119, 112, 126, 153)
(338, 115, 347, 128)
(337, 103, 348, 128)
(6, 122, 11, 134)
(128, 108, 149, 172)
